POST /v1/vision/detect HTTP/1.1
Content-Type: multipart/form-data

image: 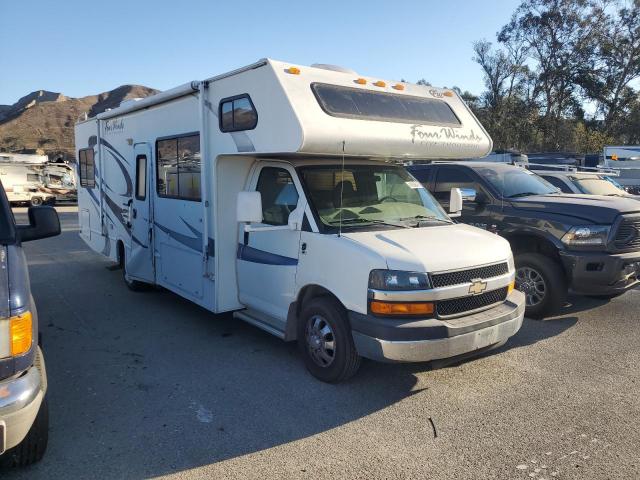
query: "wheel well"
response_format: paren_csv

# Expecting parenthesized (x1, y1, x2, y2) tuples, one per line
(505, 234, 562, 263)
(116, 240, 125, 267)
(285, 285, 345, 341)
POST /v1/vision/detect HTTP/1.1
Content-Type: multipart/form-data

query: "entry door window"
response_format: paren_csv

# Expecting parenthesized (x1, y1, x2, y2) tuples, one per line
(135, 155, 147, 200)
(256, 168, 299, 226)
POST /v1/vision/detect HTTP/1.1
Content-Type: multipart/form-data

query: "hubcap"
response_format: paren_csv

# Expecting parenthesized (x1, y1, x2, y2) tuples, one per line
(305, 315, 336, 367)
(516, 266, 547, 307)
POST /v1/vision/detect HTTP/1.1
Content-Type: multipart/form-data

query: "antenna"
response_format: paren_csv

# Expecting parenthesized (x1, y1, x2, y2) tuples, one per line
(338, 140, 346, 237)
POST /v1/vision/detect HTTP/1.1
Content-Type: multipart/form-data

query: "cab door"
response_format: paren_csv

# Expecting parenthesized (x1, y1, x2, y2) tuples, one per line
(236, 163, 304, 322)
(125, 143, 155, 283)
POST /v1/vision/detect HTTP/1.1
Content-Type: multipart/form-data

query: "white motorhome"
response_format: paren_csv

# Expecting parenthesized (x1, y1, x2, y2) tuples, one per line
(0, 163, 56, 206)
(603, 145, 640, 194)
(75, 59, 525, 382)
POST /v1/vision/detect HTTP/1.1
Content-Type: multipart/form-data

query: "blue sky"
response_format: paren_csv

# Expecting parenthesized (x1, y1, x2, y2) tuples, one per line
(0, 0, 522, 105)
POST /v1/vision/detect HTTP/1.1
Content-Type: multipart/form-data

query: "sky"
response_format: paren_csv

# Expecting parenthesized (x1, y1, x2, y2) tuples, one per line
(0, 0, 523, 106)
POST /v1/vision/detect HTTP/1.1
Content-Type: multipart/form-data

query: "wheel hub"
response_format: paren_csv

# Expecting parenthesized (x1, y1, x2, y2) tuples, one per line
(516, 266, 547, 307)
(305, 315, 336, 367)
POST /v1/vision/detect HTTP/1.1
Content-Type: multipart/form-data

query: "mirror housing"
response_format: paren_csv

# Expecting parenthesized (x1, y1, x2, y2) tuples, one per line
(237, 191, 263, 224)
(17, 206, 61, 242)
(449, 188, 463, 217)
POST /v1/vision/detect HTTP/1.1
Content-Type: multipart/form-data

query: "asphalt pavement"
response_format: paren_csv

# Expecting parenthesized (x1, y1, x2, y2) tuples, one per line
(2, 207, 639, 479)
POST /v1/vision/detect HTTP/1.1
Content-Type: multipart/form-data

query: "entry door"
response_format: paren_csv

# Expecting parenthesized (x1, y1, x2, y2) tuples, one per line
(126, 143, 155, 283)
(236, 164, 303, 321)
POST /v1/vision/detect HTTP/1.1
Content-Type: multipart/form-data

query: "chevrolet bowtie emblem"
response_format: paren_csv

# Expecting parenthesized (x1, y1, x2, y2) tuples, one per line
(468, 279, 488, 295)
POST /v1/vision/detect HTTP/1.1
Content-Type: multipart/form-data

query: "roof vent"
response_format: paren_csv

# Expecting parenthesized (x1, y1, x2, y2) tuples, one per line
(311, 64, 358, 75)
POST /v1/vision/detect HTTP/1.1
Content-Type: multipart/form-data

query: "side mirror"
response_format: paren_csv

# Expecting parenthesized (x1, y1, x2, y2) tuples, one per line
(459, 188, 477, 202)
(449, 188, 463, 218)
(17, 206, 61, 242)
(237, 191, 263, 224)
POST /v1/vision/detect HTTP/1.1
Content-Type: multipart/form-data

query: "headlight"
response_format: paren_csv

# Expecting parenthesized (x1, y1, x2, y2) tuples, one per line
(368, 270, 430, 291)
(561, 225, 611, 247)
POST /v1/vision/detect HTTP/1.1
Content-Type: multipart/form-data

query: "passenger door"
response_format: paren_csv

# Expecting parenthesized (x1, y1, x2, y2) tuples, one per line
(125, 143, 154, 283)
(236, 164, 304, 322)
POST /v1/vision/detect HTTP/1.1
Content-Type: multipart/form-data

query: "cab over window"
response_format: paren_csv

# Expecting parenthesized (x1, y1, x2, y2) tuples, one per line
(256, 168, 299, 226)
(156, 134, 201, 201)
(219, 95, 258, 132)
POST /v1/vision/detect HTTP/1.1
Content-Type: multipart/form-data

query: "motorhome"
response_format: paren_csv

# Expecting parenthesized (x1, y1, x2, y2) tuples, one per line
(0, 163, 56, 206)
(603, 145, 640, 194)
(75, 59, 525, 382)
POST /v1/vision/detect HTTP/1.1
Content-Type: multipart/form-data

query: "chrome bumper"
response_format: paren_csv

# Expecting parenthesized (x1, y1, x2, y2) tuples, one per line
(352, 290, 525, 363)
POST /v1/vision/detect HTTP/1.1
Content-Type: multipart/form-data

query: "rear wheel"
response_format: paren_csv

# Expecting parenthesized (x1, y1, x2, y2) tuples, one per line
(29, 197, 43, 207)
(298, 297, 361, 383)
(515, 253, 567, 319)
(2, 396, 49, 467)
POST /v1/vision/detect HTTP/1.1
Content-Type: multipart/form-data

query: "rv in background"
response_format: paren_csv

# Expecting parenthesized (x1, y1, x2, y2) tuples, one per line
(526, 152, 582, 171)
(475, 150, 528, 165)
(75, 59, 525, 383)
(603, 146, 640, 195)
(0, 161, 76, 206)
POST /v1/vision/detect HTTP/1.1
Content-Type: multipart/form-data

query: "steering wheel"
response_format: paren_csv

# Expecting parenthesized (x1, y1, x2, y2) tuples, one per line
(379, 196, 399, 203)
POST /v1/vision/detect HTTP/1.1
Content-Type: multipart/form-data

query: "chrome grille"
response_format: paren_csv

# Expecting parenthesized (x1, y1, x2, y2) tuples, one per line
(436, 287, 508, 318)
(430, 263, 509, 288)
(613, 218, 640, 250)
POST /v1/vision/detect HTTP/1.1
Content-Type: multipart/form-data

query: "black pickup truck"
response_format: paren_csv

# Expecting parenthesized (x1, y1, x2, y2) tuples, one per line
(407, 162, 640, 318)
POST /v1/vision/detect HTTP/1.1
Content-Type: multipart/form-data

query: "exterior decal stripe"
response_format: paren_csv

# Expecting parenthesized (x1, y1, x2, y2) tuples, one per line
(237, 244, 298, 266)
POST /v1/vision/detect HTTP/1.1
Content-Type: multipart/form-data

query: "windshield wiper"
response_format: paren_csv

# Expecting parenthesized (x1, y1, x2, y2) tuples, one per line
(328, 217, 410, 229)
(397, 215, 453, 225)
(507, 192, 545, 198)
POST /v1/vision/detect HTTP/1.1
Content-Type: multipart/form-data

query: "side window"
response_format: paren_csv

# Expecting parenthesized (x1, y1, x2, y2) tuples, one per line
(256, 167, 299, 226)
(433, 167, 476, 203)
(543, 176, 571, 193)
(78, 148, 95, 188)
(135, 155, 147, 200)
(156, 134, 201, 201)
(219, 94, 258, 132)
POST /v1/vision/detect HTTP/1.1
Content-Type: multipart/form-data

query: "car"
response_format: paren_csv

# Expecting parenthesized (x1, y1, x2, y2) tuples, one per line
(0, 179, 60, 466)
(407, 162, 640, 318)
(537, 170, 640, 200)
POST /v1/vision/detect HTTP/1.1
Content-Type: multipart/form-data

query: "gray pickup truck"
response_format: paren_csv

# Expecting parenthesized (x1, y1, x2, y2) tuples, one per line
(0, 180, 60, 466)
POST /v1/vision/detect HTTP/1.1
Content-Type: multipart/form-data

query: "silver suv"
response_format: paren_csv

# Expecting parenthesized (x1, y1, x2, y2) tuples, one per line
(0, 180, 60, 466)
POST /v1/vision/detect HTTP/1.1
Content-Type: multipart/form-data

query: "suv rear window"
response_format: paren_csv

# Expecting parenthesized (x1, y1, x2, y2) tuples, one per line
(311, 83, 461, 126)
(0, 181, 16, 244)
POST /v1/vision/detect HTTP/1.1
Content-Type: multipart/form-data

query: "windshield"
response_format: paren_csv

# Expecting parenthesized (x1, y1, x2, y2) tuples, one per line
(476, 166, 559, 198)
(298, 164, 450, 231)
(572, 176, 627, 196)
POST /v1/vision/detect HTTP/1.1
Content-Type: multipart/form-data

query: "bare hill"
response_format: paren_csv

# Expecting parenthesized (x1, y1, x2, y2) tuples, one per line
(0, 85, 158, 160)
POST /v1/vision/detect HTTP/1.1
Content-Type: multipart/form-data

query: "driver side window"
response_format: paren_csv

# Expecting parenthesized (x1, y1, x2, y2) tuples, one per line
(433, 167, 478, 207)
(256, 167, 299, 226)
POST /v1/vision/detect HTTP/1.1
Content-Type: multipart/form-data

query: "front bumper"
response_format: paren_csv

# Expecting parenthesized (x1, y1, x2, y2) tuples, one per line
(0, 347, 47, 454)
(560, 250, 640, 295)
(349, 290, 525, 363)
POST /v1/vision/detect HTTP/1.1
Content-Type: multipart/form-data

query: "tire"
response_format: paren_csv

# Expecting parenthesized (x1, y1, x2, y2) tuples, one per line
(30, 197, 43, 207)
(515, 253, 567, 319)
(298, 297, 361, 383)
(2, 396, 49, 467)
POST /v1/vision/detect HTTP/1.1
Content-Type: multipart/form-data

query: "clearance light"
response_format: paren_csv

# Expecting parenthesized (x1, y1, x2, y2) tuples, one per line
(392, 83, 405, 90)
(370, 301, 434, 316)
(508, 280, 515, 295)
(612, 154, 619, 161)
(373, 81, 387, 87)
(443, 90, 454, 97)
(355, 78, 367, 85)
(286, 67, 301, 75)
(10, 311, 33, 356)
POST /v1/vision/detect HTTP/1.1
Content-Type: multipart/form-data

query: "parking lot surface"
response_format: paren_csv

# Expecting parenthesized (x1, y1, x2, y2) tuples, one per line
(3, 207, 639, 479)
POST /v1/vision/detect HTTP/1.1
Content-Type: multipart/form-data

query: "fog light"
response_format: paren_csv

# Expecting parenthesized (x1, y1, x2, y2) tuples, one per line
(10, 311, 32, 356)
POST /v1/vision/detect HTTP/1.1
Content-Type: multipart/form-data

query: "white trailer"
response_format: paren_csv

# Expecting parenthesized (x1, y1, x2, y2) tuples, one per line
(75, 59, 524, 382)
(0, 163, 56, 206)
(603, 145, 640, 193)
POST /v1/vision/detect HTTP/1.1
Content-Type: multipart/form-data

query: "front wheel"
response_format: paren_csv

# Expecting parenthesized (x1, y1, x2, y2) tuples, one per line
(2, 396, 49, 467)
(298, 297, 361, 383)
(515, 253, 567, 319)
(29, 196, 43, 207)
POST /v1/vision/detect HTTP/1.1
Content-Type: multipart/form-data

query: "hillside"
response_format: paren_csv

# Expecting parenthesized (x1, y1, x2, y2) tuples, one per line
(0, 85, 159, 160)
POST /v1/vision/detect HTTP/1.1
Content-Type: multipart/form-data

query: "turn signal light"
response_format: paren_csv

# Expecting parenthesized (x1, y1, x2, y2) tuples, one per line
(355, 78, 367, 85)
(10, 311, 33, 356)
(373, 81, 387, 87)
(370, 301, 434, 316)
(286, 67, 301, 75)
(508, 280, 515, 295)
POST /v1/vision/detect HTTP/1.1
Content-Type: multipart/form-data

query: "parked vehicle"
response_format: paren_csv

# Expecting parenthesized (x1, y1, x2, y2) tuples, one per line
(407, 162, 640, 318)
(526, 152, 581, 171)
(603, 145, 640, 195)
(473, 149, 528, 165)
(0, 180, 60, 466)
(0, 163, 56, 206)
(75, 59, 525, 382)
(537, 170, 640, 200)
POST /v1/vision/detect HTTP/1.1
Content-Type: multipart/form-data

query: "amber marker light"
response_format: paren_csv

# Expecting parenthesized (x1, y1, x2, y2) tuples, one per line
(370, 301, 434, 316)
(392, 83, 405, 90)
(10, 311, 33, 356)
(286, 67, 301, 75)
(355, 78, 367, 85)
(508, 280, 516, 295)
(373, 80, 387, 87)
(443, 90, 454, 97)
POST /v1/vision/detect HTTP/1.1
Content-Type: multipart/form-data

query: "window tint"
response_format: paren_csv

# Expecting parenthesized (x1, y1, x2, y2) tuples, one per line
(135, 155, 147, 200)
(156, 134, 201, 201)
(433, 167, 477, 203)
(311, 83, 461, 126)
(78, 148, 95, 187)
(543, 176, 572, 193)
(219, 95, 258, 132)
(256, 168, 299, 226)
